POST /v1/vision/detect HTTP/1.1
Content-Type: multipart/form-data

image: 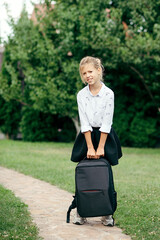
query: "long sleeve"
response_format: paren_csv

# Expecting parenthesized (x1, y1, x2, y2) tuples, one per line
(99, 91, 114, 133)
(77, 93, 93, 133)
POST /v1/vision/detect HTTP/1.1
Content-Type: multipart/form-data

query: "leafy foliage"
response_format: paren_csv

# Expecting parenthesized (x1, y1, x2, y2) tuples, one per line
(0, 0, 159, 147)
(0, 97, 21, 138)
(20, 107, 76, 142)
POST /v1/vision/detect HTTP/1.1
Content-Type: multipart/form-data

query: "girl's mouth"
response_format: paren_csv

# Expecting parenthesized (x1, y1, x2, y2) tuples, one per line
(87, 78, 92, 82)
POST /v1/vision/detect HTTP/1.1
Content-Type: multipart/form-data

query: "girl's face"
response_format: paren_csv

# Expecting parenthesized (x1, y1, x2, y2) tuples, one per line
(81, 63, 101, 85)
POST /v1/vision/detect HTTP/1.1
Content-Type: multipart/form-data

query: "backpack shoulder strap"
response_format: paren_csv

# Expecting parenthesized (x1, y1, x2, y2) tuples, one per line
(66, 196, 77, 223)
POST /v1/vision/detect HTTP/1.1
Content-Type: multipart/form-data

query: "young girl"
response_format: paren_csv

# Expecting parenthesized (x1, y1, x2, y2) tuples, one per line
(71, 56, 122, 226)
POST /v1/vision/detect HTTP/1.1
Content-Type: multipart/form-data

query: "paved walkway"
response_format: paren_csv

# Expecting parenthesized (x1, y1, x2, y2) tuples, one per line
(0, 166, 131, 240)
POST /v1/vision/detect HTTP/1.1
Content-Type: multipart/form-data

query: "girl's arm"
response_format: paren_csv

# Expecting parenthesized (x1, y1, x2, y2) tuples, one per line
(84, 131, 96, 159)
(96, 90, 114, 158)
(77, 93, 93, 133)
(96, 132, 108, 158)
(84, 131, 108, 159)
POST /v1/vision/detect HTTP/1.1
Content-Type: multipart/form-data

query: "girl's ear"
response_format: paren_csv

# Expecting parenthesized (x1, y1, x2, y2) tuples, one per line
(98, 67, 102, 74)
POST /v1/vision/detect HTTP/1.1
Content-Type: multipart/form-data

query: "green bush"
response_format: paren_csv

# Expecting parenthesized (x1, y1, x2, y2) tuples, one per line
(0, 97, 21, 139)
(113, 101, 132, 147)
(113, 84, 159, 148)
(114, 105, 159, 148)
(20, 107, 76, 142)
(129, 113, 157, 147)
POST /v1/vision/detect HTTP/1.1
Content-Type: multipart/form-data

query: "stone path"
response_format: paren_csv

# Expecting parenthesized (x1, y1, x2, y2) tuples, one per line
(0, 166, 131, 240)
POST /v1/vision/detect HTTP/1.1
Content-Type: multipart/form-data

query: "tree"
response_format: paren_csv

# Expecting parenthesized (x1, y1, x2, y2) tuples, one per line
(41, 0, 160, 146)
(0, 0, 159, 146)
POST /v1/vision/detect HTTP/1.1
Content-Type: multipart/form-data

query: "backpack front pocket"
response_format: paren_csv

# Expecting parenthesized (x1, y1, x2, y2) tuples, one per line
(77, 189, 113, 218)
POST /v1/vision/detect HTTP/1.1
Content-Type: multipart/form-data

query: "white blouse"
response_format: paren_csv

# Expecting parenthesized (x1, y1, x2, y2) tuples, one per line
(77, 83, 114, 133)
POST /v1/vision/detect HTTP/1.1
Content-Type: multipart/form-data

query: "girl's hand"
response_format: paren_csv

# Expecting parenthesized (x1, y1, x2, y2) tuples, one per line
(87, 147, 96, 159)
(95, 147, 105, 159)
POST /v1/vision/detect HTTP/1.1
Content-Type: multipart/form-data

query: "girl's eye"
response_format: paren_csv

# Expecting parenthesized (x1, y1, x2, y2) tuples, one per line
(89, 71, 92, 73)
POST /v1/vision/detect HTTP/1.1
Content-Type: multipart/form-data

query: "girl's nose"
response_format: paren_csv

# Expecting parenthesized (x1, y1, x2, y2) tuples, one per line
(86, 72, 90, 77)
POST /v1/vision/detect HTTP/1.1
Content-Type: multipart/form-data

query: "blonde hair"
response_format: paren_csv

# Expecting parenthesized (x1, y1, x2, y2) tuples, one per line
(79, 56, 104, 84)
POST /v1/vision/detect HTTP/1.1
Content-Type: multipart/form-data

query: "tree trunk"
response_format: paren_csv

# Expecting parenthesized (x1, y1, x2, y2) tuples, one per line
(6, 133, 9, 139)
(72, 116, 80, 136)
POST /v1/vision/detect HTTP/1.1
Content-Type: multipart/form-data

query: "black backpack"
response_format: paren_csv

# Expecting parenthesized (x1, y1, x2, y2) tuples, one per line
(66, 158, 117, 223)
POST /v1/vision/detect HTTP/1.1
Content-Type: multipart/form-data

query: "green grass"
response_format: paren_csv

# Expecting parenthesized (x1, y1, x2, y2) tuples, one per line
(0, 140, 160, 240)
(0, 184, 40, 240)
(113, 148, 160, 240)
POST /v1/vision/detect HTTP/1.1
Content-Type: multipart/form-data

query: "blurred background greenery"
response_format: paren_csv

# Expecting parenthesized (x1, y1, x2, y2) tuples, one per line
(0, 0, 159, 147)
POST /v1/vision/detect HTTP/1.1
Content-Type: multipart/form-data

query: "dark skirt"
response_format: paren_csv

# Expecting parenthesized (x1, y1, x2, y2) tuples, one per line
(71, 127, 122, 166)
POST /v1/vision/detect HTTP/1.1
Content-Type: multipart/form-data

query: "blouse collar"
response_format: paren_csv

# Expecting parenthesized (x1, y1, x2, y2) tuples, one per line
(87, 82, 105, 97)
